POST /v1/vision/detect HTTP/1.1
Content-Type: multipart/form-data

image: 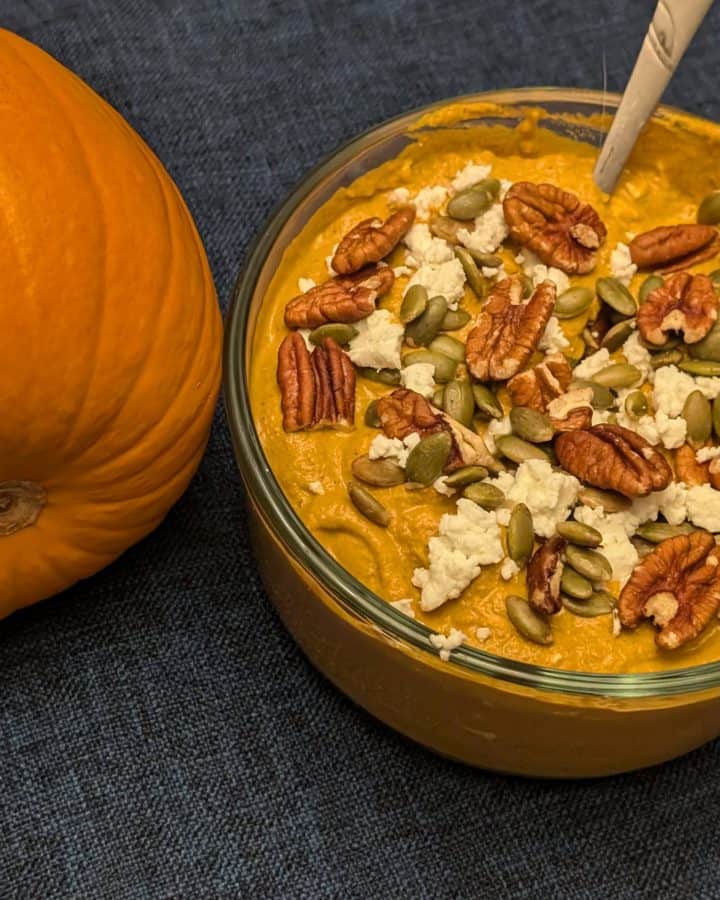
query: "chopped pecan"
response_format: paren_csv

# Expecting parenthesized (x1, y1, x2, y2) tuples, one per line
(619, 532, 720, 649)
(675, 443, 720, 489)
(277, 333, 355, 432)
(332, 207, 416, 275)
(507, 354, 572, 412)
(629, 224, 720, 273)
(546, 388, 594, 432)
(503, 182, 607, 274)
(527, 535, 567, 615)
(554, 424, 673, 497)
(284, 265, 393, 329)
(466, 276, 556, 381)
(637, 272, 717, 345)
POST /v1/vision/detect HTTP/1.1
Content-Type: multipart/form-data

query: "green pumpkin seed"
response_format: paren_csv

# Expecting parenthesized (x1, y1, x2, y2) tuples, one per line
(429, 334, 465, 363)
(432, 385, 445, 408)
(400, 284, 429, 324)
(505, 596, 553, 646)
(556, 521, 603, 548)
(309, 323, 358, 345)
(679, 359, 720, 377)
(592, 363, 642, 389)
(582, 327, 600, 352)
(651, 349, 684, 369)
(709, 268, 720, 290)
(474, 176, 501, 198)
(562, 591, 614, 618)
(351, 455, 406, 487)
(442, 379, 475, 427)
(364, 399, 381, 428)
(697, 191, 720, 225)
(560, 567, 593, 600)
(644, 333, 681, 351)
(683, 390, 712, 448)
(570, 379, 614, 410)
(405, 295, 448, 347)
(714, 395, 720, 440)
(443, 465, 489, 488)
(467, 251, 502, 268)
(578, 486, 631, 513)
(348, 482, 391, 527)
(439, 309, 471, 332)
(429, 215, 465, 244)
(631, 536, 656, 559)
(624, 390, 649, 419)
(472, 384, 503, 419)
(447, 187, 493, 220)
(358, 367, 401, 385)
(463, 482, 505, 509)
(601, 319, 636, 352)
(565, 545, 613, 582)
(554, 286, 594, 319)
(455, 247, 489, 299)
(636, 522, 697, 543)
(638, 274, 664, 303)
(403, 349, 458, 383)
(596, 277, 637, 317)
(495, 434, 550, 464)
(507, 503, 534, 564)
(405, 432, 452, 485)
(689, 319, 720, 362)
(520, 274, 534, 298)
(509, 406, 554, 443)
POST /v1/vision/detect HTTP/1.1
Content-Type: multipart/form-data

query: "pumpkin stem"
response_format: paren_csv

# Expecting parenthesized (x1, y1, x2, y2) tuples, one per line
(0, 481, 46, 536)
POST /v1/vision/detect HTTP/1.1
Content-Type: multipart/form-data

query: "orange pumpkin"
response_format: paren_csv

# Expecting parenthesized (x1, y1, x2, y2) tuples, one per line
(0, 31, 222, 618)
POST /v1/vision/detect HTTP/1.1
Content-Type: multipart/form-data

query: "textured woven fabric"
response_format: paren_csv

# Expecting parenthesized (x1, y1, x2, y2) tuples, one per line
(3, 0, 720, 896)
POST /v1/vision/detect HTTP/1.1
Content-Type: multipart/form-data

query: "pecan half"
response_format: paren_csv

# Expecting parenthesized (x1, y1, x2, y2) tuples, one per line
(675, 443, 720, 489)
(466, 276, 556, 381)
(284, 265, 393, 329)
(554, 424, 673, 497)
(527, 535, 566, 615)
(503, 182, 607, 274)
(629, 225, 720, 274)
(507, 354, 572, 412)
(637, 272, 717, 345)
(277, 333, 355, 432)
(619, 532, 720, 649)
(546, 388, 594, 432)
(332, 207, 416, 275)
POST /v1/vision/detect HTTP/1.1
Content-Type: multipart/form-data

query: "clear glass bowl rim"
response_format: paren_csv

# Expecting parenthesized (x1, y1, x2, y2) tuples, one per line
(224, 86, 720, 699)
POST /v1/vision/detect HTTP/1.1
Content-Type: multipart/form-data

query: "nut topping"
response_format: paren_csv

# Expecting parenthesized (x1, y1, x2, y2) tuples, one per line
(546, 388, 594, 432)
(637, 272, 717, 345)
(331, 207, 416, 275)
(629, 224, 720, 273)
(619, 532, 720, 649)
(466, 276, 556, 381)
(675, 443, 720, 489)
(277, 333, 355, 432)
(503, 182, 607, 274)
(554, 424, 673, 498)
(527, 535, 567, 615)
(507, 354, 572, 412)
(284, 265, 393, 329)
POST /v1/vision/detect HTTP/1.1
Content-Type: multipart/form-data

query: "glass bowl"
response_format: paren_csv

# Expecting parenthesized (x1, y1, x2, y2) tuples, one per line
(225, 88, 720, 777)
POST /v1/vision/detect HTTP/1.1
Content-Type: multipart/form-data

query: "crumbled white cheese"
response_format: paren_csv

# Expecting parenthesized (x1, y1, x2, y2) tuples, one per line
(404, 257, 466, 310)
(687, 485, 720, 532)
(458, 204, 509, 255)
(297, 277, 316, 293)
(615, 406, 687, 450)
(482, 264, 507, 280)
(403, 223, 455, 267)
(393, 265, 413, 278)
(307, 481, 325, 495)
(433, 476, 456, 498)
(450, 162, 492, 193)
(621, 331, 653, 383)
(695, 377, 720, 400)
(297, 329, 314, 351)
(573, 506, 639, 586)
(489, 460, 580, 538)
(347, 310, 404, 370)
(500, 558, 520, 581)
(653, 366, 720, 418)
(483, 415, 512, 455)
(631, 482, 689, 526)
(475, 626, 492, 642)
(538, 316, 570, 353)
(400, 362, 436, 399)
(412, 499, 504, 611)
(499, 179, 513, 199)
(388, 187, 411, 206)
(610, 242, 638, 286)
(697, 446, 720, 463)
(612, 608, 622, 637)
(591, 409, 613, 425)
(429, 627, 467, 661)
(573, 348, 611, 381)
(368, 432, 421, 469)
(515, 248, 569, 293)
(390, 598, 415, 618)
(412, 185, 449, 220)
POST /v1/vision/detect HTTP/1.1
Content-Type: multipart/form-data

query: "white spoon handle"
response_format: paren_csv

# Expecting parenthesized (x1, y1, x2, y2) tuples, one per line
(593, 0, 715, 194)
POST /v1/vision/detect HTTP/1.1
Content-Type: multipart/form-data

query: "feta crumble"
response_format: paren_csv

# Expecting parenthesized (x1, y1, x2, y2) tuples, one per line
(697, 446, 720, 463)
(621, 331, 653, 383)
(388, 186, 411, 206)
(573, 506, 639, 586)
(403, 223, 454, 267)
(610, 242, 637, 286)
(400, 362, 436, 399)
(429, 628, 467, 661)
(615, 406, 687, 450)
(347, 310, 404, 370)
(393, 265, 413, 278)
(488, 460, 580, 538)
(390, 598, 415, 618)
(631, 482, 689, 526)
(687, 485, 720, 532)
(500, 558, 520, 581)
(653, 366, 720, 418)
(307, 481, 325, 495)
(412, 185, 449, 220)
(451, 161, 492, 193)
(515, 248, 569, 293)
(484, 415, 512, 455)
(298, 277, 316, 293)
(433, 476, 456, 497)
(573, 348, 611, 381)
(297, 329, 314, 351)
(458, 204, 509, 256)
(475, 626, 492, 642)
(538, 316, 570, 353)
(368, 432, 420, 469)
(404, 257, 467, 310)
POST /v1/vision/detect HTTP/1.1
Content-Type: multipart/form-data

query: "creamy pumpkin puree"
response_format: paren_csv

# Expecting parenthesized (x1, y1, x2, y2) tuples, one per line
(251, 101, 720, 674)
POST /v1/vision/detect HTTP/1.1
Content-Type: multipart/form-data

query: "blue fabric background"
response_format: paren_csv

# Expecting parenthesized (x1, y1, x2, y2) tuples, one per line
(3, 1, 720, 896)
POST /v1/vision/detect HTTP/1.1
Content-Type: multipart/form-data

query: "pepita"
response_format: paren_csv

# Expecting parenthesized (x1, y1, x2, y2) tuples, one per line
(351, 455, 406, 487)
(400, 284, 429, 324)
(474, 176, 501, 198)
(683, 390, 712, 448)
(565, 545, 612, 582)
(405, 295, 448, 347)
(596, 276, 637, 317)
(631, 536, 656, 559)
(347, 482, 391, 527)
(520, 274, 534, 298)
(463, 481, 505, 509)
(556, 521, 603, 548)
(429, 334, 466, 362)
(570, 379, 614, 410)
(429, 215, 465, 244)
(638, 274, 664, 303)
(582, 327, 600, 352)
(495, 434, 550, 464)
(592, 362, 642, 389)
(601, 319, 636, 352)
(636, 522, 697, 543)
(442, 379, 475, 427)
(444, 465, 489, 488)
(467, 251, 502, 268)
(432, 385, 445, 408)
(560, 567, 593, 600)
(364, 399, 381, 428)
(507, 503, 534, 564)
(358, 366, 401, 385)
(578, 486, 631, 513)
(439, 309, 471, 331)
(689, 318, 720, 362)
(309, 323, 358, 345)
(405, 432, 452, 485)
(403, 349, 458, 383)
(505, 595, 553, 645)
(509, 406, 554, 443)
(697, 191, 720, 226)
(554, 286, 594, 319)
(455, 247, 489, 299)
(562, 591, 614, 618)
(624, 390, 649, 419)
(472, 384, 503, 419)
(709, 268, 720, 290)
(651, 349, 684, 369)
(714, 395, 720, 440)
(679, 359, 720, 377)
(447, 187, 492, 220)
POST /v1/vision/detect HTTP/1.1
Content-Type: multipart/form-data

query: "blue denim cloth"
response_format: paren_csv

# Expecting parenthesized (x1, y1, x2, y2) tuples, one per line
(4, 1, 720, 896)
